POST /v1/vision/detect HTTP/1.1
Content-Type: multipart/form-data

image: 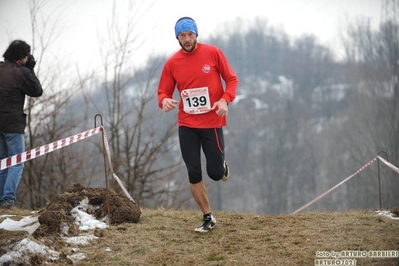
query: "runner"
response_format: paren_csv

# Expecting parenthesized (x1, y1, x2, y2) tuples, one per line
(157, 17, 238, 232)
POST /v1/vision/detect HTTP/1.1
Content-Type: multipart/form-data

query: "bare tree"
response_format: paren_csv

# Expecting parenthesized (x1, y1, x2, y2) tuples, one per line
(209, 19, 341, 214)
(79, 0, 187, 208)
(14, 0, 93, 209)
(336, 17, 399, 210)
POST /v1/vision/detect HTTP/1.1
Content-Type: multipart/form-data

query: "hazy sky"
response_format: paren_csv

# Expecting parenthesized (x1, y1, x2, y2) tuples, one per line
(0, 0, 381, 70)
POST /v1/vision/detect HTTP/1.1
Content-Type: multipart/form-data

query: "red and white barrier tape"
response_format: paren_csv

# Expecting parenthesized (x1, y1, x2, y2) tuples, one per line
(8, 127, 395, 210)
(377, 155, 399, 175)
(0, 127, 103, 170)
(101, 129, 136, 203)
(0, 125, 135, 203)
(291, 156, 379, 214)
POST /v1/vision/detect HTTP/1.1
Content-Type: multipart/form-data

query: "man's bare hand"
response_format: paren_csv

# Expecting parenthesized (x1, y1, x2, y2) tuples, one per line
(211, 98, 228, 116)
(162, 98, 179, 112)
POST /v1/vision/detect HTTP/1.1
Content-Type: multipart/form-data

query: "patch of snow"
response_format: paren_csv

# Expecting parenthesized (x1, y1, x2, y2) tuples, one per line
(252, 98, 268, 110)
(67, 253, 87, 264)
(60, 222, 69, 235)
(0, 198, 108, 265)
(0, 215, 39, 234)
(0, 238, 59, 264)
(63, 234, 98, 245)
(376, 210, 399, 220)
(231, 94, 246, 105)
(0, 254, 13, 265)
(71, 206, 108, 230)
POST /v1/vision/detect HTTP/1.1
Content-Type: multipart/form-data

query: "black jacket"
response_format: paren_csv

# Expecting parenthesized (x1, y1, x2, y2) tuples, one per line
(0, 60, 43, 133)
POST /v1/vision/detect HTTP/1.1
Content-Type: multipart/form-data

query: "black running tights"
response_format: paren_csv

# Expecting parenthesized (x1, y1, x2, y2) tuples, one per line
(178, 126, 225, 184)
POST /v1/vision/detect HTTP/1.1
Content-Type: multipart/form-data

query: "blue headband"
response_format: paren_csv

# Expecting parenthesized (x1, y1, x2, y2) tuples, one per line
(174, 18, 198, 39)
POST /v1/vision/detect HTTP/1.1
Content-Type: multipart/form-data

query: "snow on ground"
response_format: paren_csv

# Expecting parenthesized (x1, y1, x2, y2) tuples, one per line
(376, 210, 399, 220)
(0, 198, 109, 265)
(0, 215, 39, 234)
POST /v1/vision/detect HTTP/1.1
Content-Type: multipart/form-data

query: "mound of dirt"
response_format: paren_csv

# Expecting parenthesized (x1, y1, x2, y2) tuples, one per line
(33, 183, 141, 238)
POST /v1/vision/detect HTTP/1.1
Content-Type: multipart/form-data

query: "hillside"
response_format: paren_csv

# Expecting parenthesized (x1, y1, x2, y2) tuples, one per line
(1, 204, 398, 265)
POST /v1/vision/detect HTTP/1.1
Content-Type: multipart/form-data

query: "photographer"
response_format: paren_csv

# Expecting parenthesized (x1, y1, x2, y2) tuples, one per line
(0, 40, 43, 209)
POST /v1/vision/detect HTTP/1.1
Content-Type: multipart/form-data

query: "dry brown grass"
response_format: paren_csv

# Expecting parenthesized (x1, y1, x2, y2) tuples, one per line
(77, 208, 398, 266)
(1, 208, 399, 265)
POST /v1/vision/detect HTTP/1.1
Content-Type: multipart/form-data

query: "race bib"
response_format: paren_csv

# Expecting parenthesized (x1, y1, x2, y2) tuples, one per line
(181, 87, 211, 114)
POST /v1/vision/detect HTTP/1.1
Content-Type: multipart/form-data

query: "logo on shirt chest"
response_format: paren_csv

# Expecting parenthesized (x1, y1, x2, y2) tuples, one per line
(202, 64, 211, 73)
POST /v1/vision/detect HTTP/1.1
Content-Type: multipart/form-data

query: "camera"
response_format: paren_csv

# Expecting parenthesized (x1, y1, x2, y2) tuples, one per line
(25, 54, 36, 70)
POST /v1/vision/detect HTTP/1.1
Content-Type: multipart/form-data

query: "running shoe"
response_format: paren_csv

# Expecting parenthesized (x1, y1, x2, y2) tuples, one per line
(221, 161, 229, 181)
(194, 214, 216, 233)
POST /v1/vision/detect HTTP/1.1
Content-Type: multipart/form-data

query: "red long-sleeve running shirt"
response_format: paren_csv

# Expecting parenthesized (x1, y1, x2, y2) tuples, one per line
(157, 43, 238, 128)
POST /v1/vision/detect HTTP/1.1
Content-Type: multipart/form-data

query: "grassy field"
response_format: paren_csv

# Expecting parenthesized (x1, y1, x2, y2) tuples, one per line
(1, 208, 399, 265)
(80, 208, 399, 265)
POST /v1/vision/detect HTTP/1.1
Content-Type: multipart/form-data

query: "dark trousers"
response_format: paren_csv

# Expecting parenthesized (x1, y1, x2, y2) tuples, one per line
(178, 126, 225, 184)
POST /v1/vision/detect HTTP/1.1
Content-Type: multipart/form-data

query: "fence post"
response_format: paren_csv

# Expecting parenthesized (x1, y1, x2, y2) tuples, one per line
(94, 114, 111, 225)
(377, 151, 389, 210)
